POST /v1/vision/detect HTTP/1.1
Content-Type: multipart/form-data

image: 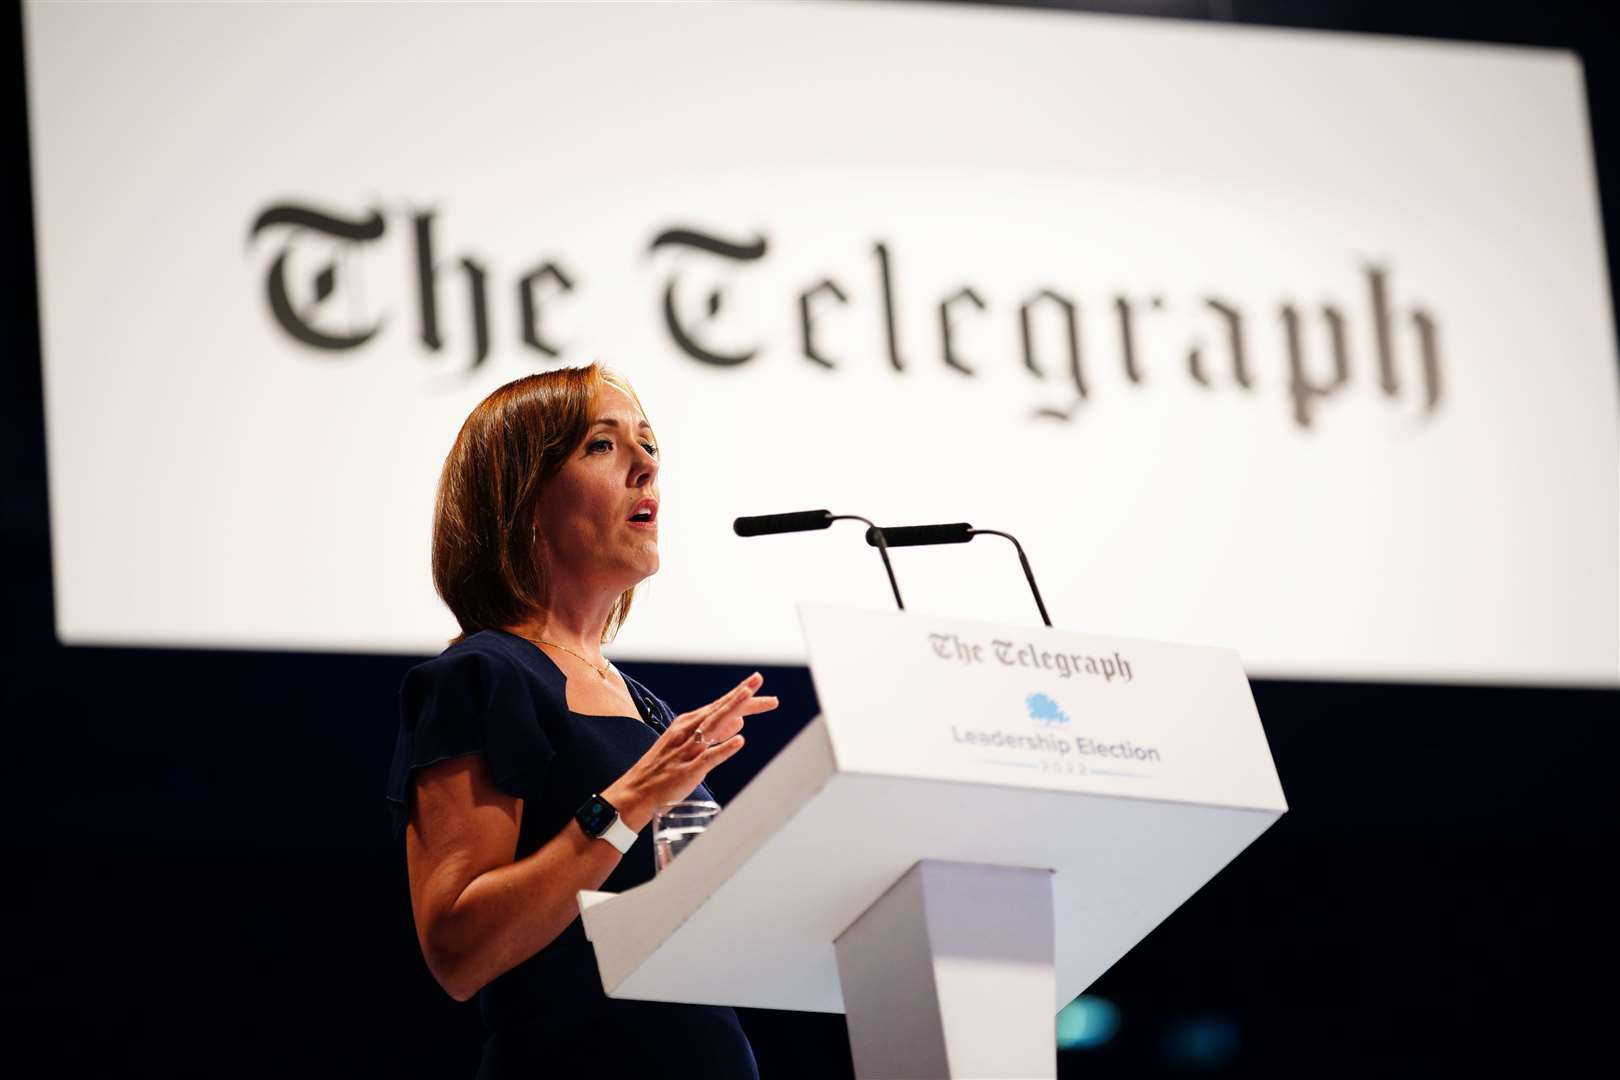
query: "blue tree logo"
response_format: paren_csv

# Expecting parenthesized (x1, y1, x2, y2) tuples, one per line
(1026, 692, 1069, 726)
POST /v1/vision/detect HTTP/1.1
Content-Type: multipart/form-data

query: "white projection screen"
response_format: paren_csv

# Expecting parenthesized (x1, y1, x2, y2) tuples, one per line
(22, 1, 1620, 685)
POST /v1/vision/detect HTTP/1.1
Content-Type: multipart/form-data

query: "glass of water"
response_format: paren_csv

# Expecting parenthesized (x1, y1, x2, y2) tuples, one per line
(653, 800, 720, 873)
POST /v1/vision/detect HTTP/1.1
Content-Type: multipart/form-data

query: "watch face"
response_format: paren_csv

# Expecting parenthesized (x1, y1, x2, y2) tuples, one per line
(576, 795, 614, 837)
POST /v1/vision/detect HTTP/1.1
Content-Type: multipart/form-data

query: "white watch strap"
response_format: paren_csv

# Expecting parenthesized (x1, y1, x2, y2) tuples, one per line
(601, 813, 638, 855)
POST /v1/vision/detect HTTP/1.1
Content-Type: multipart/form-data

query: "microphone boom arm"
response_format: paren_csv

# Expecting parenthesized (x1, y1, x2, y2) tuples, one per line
(832, 514, 905, 611)
(968, 528, 1052, 628)
(733, 509, 905, 611)
(861, 521, 1052, 627)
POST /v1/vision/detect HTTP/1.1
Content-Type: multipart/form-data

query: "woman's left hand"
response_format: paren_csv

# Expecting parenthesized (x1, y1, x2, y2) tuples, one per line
(604, 672, 778, 826)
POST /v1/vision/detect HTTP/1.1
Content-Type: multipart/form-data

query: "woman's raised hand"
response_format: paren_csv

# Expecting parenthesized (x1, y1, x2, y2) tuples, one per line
(607, 673, 778, 821)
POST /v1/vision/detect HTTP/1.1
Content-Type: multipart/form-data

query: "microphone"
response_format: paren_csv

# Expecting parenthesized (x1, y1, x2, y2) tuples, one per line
(732, 509, 837, 537)
(734, 509, 906, 610)
(862, 522, 973, 547)
(863, 522, 1053, 627)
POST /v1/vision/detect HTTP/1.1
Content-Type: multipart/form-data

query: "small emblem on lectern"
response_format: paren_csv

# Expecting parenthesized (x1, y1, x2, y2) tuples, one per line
(1026, 692, 1069, 727)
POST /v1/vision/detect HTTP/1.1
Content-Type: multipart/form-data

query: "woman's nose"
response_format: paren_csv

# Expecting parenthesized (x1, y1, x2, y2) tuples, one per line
(631, 446, 658, 484)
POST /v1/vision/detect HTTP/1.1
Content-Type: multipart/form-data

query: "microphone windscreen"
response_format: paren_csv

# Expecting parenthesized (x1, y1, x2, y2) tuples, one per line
(865, 523, 974, 547)
(733, 510, 834, 537)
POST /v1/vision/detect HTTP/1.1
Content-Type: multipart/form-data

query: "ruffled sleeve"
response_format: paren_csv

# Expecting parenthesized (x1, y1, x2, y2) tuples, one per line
(385, 645, 555, 843)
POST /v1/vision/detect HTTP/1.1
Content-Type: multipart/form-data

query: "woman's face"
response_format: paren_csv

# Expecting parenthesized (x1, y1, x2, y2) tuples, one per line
(535, 385, 661, 597)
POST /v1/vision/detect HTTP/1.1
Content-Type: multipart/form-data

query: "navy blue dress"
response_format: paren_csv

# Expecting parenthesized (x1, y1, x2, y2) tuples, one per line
(386, 628, 759, 1080)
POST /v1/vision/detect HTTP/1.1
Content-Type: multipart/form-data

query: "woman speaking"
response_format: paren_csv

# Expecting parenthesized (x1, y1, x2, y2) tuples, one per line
(386, 363, 777, 1078)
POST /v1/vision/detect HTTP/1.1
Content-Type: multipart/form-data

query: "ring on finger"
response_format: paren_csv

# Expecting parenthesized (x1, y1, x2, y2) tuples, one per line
(694, 726, 708, 746)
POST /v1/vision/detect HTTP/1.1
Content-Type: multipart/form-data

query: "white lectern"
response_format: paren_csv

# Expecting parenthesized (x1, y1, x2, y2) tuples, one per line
(580, 606, 1287, 1079)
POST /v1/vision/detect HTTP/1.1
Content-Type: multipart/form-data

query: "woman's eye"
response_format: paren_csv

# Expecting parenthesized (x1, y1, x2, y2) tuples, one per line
(586, 437, 656, 457)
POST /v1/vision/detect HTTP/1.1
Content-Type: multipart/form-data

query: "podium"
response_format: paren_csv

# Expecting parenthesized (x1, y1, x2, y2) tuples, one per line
(580, 606, 1287, 1078)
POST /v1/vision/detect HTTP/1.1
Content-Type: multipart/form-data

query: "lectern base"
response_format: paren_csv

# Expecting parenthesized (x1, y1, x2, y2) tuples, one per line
(834, 860, 1057, 1080)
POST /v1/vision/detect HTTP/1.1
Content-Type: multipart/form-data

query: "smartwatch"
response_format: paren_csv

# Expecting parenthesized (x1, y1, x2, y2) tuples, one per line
(574, 793, 638, 854)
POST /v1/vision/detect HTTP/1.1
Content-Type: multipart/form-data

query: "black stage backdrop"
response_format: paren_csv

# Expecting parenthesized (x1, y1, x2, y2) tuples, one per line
(4, 3, 1616, 1076)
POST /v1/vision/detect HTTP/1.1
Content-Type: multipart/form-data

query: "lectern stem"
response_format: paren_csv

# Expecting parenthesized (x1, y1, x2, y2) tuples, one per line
(834, 859, 1057, 1079)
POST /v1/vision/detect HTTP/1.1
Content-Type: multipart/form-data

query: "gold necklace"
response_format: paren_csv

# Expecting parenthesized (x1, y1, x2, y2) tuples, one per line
(517, 635, 613, 680)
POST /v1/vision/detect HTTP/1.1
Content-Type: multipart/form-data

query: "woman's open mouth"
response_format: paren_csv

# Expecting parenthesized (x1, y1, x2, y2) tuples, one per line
(627, 498, 658, 529)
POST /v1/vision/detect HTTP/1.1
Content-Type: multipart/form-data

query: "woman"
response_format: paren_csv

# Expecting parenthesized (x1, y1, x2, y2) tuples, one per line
(386, 363, 778, 1078)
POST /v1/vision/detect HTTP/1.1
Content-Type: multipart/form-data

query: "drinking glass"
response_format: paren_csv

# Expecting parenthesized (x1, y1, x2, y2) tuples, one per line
(653, 800, 720, 873)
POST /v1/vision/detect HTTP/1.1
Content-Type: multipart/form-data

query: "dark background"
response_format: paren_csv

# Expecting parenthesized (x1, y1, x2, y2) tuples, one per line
(4, 2, 1616, 1076)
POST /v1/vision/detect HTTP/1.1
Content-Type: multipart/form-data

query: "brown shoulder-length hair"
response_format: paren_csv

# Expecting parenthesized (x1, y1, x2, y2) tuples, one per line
(431, 362, 653, 647)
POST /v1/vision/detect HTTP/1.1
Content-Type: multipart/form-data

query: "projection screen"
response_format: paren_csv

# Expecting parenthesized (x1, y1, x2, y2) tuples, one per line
(23, 0, 1620, 685)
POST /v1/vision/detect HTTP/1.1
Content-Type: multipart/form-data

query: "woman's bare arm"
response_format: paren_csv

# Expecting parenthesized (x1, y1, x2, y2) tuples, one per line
(406, 753, 649, 1002)
(405, 673, 777, 1001)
